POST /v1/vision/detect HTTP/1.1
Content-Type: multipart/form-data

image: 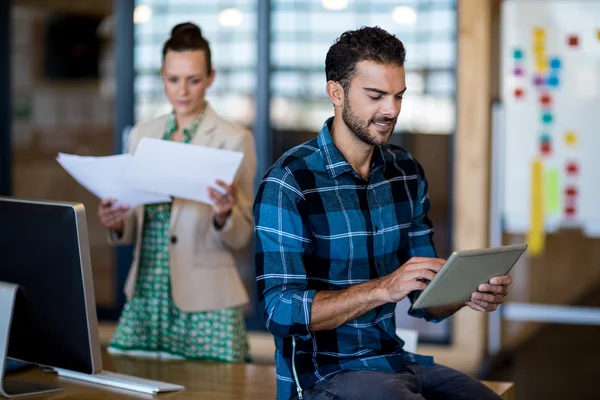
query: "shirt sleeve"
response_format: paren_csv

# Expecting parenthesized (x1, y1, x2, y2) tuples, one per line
(406, 162, 446, 323)
(254, 166, 316, 339)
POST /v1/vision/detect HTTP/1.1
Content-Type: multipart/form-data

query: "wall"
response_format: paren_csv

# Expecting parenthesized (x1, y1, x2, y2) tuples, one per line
(11, 5, 116, 307)
(487, 0, 600, 350)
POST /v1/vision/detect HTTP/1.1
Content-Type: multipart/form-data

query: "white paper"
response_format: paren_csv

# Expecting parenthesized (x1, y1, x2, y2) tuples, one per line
(57, 153, 172, 208)
(124, 138, 244, 205)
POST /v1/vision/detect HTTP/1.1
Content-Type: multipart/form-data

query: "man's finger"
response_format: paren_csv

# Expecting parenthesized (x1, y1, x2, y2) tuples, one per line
(408, 257, 446, 264)
(404, 260, 443, 273)
(405, 268, 437, 283)
(477, 284, 508, 295)
(490, 275, 512, 286)
(466, 301, 486, 312)
(470, 299, 491, 309)
(472, 292, 503, 304)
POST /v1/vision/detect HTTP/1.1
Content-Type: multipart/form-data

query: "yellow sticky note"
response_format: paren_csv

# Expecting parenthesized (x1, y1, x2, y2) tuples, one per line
(564, 131, 578, 146)
(536, 59, 548, 72)
(527, 159, 545, 256)
(533, 27, 546, 41)
(545, 167, 561, 215)
(534, 43, 545, 55)
(597, 30, 600, 41)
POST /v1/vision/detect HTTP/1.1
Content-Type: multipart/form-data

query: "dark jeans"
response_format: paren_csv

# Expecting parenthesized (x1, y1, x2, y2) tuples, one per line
(297, 364, 502, 400)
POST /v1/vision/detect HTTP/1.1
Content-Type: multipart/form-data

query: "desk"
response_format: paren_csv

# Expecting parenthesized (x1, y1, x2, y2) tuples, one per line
(6, 350, 514, 399)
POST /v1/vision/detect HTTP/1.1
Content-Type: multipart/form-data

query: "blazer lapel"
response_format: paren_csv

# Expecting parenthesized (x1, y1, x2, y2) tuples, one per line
(170, 105, 219, 231)
(191, 105, 219, 147)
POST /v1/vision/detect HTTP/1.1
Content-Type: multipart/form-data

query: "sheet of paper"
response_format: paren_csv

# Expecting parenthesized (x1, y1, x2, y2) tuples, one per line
(57, 153, 172, 208)
(124, 138, 244, 205)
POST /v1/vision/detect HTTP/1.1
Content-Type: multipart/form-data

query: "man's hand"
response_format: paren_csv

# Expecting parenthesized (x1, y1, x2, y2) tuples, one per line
(311, 257, 445, 331)
(466, 275, 513, 312)
(378, 257, 445, 303)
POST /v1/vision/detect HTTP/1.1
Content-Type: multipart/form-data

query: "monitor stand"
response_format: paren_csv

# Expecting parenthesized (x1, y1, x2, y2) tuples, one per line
(0, 282, 62, 398)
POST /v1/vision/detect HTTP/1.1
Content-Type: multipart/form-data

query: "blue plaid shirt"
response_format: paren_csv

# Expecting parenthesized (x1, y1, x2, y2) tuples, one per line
(254, 118, 444, 400)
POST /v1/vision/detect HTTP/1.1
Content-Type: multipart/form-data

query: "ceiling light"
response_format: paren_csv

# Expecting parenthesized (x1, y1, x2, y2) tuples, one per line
(322, 0, 349, 11)
(218, 8, 244, 28)
(133, 5, 152, 24)
(392, 6, 417, 25)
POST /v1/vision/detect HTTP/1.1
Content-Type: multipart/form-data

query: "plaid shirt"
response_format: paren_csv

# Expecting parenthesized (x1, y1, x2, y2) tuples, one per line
(254, 118, 443, 400)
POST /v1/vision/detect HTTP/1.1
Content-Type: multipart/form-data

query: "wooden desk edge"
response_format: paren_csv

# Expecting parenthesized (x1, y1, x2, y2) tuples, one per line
(481, 380, 515, 400)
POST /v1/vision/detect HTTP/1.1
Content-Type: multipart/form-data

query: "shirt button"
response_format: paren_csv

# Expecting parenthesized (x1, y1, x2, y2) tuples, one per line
(170, 235, 178, 244)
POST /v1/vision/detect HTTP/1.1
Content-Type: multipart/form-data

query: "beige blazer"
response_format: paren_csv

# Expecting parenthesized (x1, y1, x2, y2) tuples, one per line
(108, 105, 256, 312)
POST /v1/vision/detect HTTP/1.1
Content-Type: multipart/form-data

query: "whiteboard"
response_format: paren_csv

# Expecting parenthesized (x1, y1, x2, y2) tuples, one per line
(501, 0, 600, 237)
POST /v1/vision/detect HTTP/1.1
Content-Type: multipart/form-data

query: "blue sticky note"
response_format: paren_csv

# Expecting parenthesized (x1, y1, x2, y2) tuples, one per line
(542, 113, 553, 124)
(549, 57, 561, 69)
(513, 49, 524, 59)
(547, 75, 559, 87)
(540, 133, 551, 143)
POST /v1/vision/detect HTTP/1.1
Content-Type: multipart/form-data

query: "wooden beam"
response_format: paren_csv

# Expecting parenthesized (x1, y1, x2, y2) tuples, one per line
(13, 0, 111, 17)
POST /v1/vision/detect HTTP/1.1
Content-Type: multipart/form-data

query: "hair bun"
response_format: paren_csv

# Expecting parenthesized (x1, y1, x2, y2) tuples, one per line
(171, 22, 202, 38)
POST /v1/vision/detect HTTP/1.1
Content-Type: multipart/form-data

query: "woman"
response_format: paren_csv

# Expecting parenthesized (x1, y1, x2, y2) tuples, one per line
(98, 22, 256, 362)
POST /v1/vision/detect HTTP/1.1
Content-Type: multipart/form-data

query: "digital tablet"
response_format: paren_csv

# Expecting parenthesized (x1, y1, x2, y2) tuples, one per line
(411, 244, 528, 309)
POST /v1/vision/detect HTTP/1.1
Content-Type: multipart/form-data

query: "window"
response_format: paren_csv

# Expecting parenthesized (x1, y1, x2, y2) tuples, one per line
(134, 0, 256, 126)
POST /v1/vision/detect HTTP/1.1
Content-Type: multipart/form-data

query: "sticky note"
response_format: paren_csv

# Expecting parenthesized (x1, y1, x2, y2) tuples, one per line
(548, 76, 559, 87)
(542, 113, 553, 124)
(564, 131, 577, 146)
(513, 49, 524, 59)
(533, 27, 546, 41)
(514, 66, 524, 76)
(566, 161, 579, 175)
(540, 141, 551, 155)
(549, 57, 561, 69)
(534, 43, 545, 55)
(536, 59, 548, 71)
(597, 30, 600, 41)
(515, 88, 524, 99)
(568, 35, 579, 47)
(534, 76, 545, 86)
(540, 132, 551, 143)
(545, 167, 561, 215)
(540, 94, 551, 106)
(564, 186, 577, 197)
(527, 159, 545, 256)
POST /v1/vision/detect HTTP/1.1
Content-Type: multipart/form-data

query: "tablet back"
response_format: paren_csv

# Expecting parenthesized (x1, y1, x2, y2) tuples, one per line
(411, 244, 527, 309)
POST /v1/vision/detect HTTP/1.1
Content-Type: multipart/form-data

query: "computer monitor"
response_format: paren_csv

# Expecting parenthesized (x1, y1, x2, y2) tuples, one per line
(0, 197, 102, 397)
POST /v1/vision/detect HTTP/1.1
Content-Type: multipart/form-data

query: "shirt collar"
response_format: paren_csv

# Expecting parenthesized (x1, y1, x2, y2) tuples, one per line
(318, 117, 388, 180)
(165, 101, 208, 142)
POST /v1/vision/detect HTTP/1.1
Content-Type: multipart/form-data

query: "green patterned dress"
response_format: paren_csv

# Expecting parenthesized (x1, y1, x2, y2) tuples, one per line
(108, 111, 251, 362)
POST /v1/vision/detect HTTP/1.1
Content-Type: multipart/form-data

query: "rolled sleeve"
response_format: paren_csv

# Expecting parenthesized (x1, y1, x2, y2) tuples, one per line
(254, 167, 315, 339)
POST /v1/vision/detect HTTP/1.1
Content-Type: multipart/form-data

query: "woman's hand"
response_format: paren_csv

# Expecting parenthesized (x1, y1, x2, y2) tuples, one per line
(207, 180, 237, 228)
(98, 198, 130, 233)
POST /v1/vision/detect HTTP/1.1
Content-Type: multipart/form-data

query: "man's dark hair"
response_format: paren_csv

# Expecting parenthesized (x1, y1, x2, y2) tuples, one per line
(325, 26, 406, 89)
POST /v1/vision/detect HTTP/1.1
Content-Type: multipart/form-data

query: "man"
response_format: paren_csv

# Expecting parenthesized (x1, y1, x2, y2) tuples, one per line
(254, 27, 511, 400)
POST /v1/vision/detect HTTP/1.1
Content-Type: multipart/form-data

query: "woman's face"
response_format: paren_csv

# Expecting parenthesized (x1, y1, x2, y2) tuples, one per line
(161, 50, 214, 118)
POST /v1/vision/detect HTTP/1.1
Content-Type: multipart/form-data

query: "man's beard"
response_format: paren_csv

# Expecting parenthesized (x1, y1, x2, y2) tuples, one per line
(342, 94, 396, 146)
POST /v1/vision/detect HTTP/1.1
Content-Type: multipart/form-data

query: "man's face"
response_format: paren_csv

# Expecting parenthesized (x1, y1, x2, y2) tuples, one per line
(341, 60, 406, 147)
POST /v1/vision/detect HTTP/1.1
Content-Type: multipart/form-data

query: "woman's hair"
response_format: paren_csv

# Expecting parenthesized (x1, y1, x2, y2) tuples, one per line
(162, 22, 212, 72)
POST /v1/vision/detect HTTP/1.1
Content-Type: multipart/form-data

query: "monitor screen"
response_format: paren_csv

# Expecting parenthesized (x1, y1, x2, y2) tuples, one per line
(0, 198, 101, 374)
